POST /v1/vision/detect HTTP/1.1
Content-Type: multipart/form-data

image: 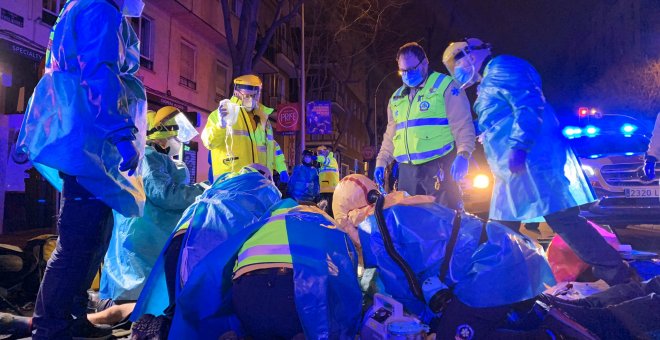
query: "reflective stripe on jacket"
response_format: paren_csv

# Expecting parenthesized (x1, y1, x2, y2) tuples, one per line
(234, 207, 294, 271)
(317, 152, 339, 193)
(389, 72, 454, 165)
(273, 141, 288, 173)
(202, 97, 275, 178)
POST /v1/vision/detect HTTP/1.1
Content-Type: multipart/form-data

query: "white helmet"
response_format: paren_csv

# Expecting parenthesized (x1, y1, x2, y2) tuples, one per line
(442, 38, 491, 89)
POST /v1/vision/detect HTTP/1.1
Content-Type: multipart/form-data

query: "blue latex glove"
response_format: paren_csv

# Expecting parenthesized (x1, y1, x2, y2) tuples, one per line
(116, 140, 139, 176)
(374, 167, 385, 187)
(279, 170, 290, 183)
(450, 154, 469, 181)
(644, 155, 657, 179)
(508, 149, 527, 174)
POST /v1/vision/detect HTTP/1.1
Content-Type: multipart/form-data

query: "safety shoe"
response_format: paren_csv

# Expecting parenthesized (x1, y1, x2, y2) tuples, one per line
(0, 312, 31, 338)
(71, 317, 112, 340)
(130, 314, 171, 340)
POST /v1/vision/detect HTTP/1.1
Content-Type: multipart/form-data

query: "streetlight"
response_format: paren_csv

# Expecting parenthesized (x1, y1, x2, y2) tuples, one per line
(373, 70, 399, 148)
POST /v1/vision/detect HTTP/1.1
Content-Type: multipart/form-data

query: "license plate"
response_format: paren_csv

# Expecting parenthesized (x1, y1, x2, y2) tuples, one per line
(624, 188, 660, 198)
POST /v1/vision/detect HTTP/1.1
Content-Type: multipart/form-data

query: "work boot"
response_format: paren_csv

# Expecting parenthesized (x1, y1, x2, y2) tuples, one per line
(71, 316, 112, 340)
(130, 314, 171, 340)
(0, 312, 31, 338)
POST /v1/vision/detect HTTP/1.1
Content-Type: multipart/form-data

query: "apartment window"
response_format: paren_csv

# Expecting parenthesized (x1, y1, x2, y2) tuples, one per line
(130, 17, 154, 70)
(215, 61, 228, 102)
(179, 41, 197, 90)
(232, 0, 243, 17)
(42, 0, 64, 26)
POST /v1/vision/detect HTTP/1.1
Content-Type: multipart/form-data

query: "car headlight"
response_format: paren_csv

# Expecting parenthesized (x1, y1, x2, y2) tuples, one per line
(581, 165, 595, 177)
(473, 174, 490, 189)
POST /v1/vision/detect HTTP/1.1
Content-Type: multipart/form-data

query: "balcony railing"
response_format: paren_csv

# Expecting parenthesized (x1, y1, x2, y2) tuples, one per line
(179, 76, 197, 90)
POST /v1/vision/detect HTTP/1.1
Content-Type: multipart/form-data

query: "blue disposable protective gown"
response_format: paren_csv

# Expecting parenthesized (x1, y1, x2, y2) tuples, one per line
(17, 0, 147, 217)
(132, 169, 282, 319)
(169, 199, 362, 339)
(473, 55, 595, 221)
(100, 146, 204, 301)
(287, 164, 320, 202)
(359, 201, 555, 323)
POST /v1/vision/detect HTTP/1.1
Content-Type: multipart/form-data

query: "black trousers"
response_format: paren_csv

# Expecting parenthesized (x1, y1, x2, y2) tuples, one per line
(32, 174, 114, 339)
(231, 270, 303, 339)
(398, 153, 462, 210)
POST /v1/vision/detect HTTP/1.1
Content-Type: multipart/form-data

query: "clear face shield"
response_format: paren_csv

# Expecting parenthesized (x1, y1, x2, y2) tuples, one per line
(234, 85, 261, 112)
(122, 0, 145, 17)
(453, 53, 477, 90)
(173, 113, 198, 143)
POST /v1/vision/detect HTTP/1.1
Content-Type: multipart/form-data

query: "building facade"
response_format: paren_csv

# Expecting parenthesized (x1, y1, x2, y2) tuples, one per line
(0, 0, 301, 233)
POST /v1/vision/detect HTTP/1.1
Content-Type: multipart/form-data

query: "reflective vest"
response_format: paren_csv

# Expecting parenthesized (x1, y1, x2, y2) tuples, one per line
(273, 141, 288, 173)
(234, 206, 294, 271)
(202, 97, 275, 178)
(389, 72, 454, 165)
(317, 152, 339, 193)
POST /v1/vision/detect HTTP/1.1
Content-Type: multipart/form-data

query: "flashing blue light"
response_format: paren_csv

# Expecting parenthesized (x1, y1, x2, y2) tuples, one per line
(562, 126, 583, 139)
(625, 152, 635, 156)
(589, 154, 601, 159)
(621, 123, 637, 134)
(584, 125, 599, 137)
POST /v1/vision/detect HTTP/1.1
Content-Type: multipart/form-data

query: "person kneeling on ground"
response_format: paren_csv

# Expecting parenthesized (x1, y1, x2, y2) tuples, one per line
(333, 174, 556, 339)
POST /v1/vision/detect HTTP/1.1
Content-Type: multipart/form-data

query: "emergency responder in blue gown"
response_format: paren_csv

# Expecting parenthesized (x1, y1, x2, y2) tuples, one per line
(100, 107, 204, 301)
(442, 38, 633, 286)
(287, 149, 320, 202)
(333, 174, 556, 338)
(16, 0, 147, 338)
(169, 199, 361, 339)
(132, 169, 360, 339)
(131, 167, 281, 321)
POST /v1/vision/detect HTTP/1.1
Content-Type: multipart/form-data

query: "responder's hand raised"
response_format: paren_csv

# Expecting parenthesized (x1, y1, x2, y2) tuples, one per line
(218, 102, 229, 117)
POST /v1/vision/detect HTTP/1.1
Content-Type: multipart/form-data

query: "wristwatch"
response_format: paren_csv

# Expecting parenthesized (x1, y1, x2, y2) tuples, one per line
(457, 151, 471, 159)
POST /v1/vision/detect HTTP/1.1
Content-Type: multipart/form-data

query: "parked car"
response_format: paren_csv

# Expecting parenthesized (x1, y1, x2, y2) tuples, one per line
(563, 114, 660, 228)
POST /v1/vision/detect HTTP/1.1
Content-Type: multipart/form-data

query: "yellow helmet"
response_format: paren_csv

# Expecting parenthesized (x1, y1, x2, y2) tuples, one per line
(233, 74, 262, 89)
(147, 106, 180, 140)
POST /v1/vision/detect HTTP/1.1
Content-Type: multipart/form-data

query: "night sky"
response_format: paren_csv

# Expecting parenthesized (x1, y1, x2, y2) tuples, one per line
(373, 0, 610, 117)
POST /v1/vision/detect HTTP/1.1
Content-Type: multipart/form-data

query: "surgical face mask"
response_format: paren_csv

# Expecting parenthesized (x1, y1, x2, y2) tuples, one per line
(454, 60, 477, 90)
(166, 138, 182, 158)
(242, 96, 255, 112)
(402, 68, 424, 88)
(122, 0, 145, 17)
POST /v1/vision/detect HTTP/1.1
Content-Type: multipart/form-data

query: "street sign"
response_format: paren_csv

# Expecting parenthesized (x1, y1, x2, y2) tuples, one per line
(362, 145, 377, 160)
(276, 103, 301, 134)
(307, 101, 332, 135)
